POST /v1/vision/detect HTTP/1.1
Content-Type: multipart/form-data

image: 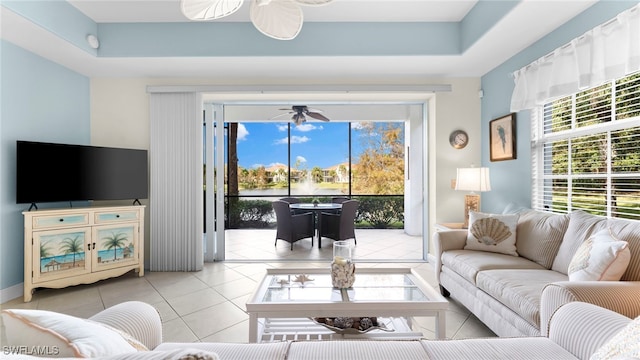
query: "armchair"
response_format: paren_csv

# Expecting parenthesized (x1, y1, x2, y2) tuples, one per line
(319, 199, 359, 248)
(272, 200, 315, 250)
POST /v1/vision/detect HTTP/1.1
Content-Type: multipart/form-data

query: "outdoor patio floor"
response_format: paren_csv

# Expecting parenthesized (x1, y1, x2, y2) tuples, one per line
(224, 228, 424, 262)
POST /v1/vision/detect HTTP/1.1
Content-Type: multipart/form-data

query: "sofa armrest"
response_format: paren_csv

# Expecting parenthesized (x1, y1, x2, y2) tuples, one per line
(547, 302, 631, 360)
(432, 230, 467, 283)
(89, 301, 163, 350)
(540, 281, 640, 336)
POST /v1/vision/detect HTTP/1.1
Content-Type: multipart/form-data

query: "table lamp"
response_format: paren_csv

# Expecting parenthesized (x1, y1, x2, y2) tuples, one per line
(455, 167, 491, 228)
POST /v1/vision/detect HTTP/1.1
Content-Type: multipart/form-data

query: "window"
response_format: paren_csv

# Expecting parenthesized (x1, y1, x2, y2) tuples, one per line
(531, 71, 640, 220)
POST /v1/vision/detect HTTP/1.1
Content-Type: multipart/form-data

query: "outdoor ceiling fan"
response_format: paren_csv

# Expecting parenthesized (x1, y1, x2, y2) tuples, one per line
(180, 0, 334, 40)
(275, 105, 330, 125)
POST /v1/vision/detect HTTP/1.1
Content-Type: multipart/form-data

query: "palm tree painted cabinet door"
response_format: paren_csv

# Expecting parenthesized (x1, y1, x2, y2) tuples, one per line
(32, 227, 93, 283)
(92, 223, 139, 271)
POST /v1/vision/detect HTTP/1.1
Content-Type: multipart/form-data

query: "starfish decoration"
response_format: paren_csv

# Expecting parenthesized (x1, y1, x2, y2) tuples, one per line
(293, 274, 314, 285)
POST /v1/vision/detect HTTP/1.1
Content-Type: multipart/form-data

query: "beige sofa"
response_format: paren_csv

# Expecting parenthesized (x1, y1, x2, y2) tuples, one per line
(434, 209, 640, 338)
(2, 300, 638, 359)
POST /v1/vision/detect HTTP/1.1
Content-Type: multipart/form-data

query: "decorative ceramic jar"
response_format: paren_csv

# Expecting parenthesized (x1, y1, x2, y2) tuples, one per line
(331, 241, 355, 288)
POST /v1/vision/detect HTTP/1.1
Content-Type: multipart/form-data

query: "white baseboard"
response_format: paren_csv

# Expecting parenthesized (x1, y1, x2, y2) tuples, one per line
(1, 283, 23, 304)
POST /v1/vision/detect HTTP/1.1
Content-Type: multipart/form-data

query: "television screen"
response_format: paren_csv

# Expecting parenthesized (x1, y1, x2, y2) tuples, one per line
(16, 141, 148, 204)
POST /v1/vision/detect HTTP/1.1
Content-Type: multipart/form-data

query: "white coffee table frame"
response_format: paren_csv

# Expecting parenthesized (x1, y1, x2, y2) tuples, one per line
(246, 267, 448, 342)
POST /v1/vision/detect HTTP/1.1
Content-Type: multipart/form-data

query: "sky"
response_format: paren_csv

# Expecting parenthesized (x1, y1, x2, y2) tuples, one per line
(234, 121, 359, 170)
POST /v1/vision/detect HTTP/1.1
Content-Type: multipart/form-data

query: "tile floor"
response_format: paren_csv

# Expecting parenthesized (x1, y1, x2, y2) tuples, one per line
(225, 228, 425, 261)
(1, 229, 496, 345)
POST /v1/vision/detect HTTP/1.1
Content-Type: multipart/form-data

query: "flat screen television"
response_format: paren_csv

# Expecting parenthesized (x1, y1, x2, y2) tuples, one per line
(16, 141, 148, 205)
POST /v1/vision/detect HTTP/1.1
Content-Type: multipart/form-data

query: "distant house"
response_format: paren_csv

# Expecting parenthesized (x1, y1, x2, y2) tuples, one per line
(324, 162, 351, 183)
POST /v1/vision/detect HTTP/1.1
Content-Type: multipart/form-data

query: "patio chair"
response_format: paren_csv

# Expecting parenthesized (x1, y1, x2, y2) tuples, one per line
(280, 197, 302, 214)
(331, 196, 350, 204)
(272, 200, 315, 250)
(318, 199, 359, 248)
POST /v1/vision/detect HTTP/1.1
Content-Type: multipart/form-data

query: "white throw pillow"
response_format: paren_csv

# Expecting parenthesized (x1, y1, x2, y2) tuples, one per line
(568, 229, 631, 281)
(1, 309, 138, 358)
(590, 315, 640, 360)
(464, 211, 519, 256)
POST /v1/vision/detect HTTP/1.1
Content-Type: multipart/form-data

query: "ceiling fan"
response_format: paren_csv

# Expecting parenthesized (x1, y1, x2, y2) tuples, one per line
(276, 105, 330, 125)
(180, 0, 334, 40)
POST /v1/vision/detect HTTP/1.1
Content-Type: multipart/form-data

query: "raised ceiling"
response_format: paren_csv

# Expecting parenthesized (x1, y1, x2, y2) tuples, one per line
(1, 0, 598, 79)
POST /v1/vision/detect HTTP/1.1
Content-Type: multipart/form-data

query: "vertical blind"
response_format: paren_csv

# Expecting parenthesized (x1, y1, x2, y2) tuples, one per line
(531, 72, 640, 220)
(149, 92, 204, 271)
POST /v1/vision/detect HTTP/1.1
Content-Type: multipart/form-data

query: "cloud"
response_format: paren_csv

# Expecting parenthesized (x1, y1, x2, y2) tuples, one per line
(295, 124, 320, 132)
(275, 135, 310, 145)
(236, 123, 249, 141)
(277, 124, 288, 132)
(296, 156, 307, 163)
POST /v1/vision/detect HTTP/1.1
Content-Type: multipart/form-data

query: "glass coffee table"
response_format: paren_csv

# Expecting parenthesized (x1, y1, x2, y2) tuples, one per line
(246, 267, 448, 342)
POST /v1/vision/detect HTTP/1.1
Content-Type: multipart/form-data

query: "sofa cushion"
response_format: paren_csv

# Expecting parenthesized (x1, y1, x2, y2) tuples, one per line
(156, 342, 290, 360)
(288, 340, 429, 360)
(590, 314, 640, 360)
(476, 269, 568, 327)
(465, 211, 519, 256)
(607, 217, 640, 281)
(568, 229, 630, 281)
(421, 337, 577, 360)
(1, 308, 138, 358)
(441, 250, 545, 285)
(516, 210, 570, 269)
(552, 210, 607, 274)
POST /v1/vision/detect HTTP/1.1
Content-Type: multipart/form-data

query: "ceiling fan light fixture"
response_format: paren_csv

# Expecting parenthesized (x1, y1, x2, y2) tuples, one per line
(293, 0, 335, 6)
(292, 113, 305, 125)
(180, 0, 244, 21)
(250, 0, 303, 40)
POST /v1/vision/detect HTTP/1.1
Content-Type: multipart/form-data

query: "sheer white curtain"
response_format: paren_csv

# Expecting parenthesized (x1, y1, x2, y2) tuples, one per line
(149, 92, 203, 271)
(511, 4, 639, 111)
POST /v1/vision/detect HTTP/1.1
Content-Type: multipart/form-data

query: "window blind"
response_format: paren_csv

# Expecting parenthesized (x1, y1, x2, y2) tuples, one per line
(532, 72, 640, 220)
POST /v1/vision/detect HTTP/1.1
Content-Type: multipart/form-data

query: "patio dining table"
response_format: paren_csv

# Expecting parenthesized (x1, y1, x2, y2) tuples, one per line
(289, 203, 342, 247)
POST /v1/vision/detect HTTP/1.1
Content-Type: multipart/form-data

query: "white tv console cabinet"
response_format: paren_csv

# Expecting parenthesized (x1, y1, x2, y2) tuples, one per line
(23, 205, 145, 302)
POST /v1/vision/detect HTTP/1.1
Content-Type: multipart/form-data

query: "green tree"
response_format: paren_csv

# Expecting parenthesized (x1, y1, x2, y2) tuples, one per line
(102, 232, 128, 260)
(311, 166, 323, 183)
(60, 235, 83, 268)
(40, 241, 52, 258)
(352, 122, 404, 194)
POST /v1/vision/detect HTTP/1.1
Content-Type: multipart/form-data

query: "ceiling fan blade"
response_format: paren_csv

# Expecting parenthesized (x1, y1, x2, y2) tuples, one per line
(250, 0, 303, 40)
(306, 112, 330, 121)
(181, 0, 244, 21)
(269, 112, 293, 120)
(293, 0, 334, 6)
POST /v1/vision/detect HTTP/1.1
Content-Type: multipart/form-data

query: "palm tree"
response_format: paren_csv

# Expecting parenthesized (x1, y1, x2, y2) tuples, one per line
(40, 241, 52, 258)
(102, 232, 128, 261)
(60, 235, 83, 268)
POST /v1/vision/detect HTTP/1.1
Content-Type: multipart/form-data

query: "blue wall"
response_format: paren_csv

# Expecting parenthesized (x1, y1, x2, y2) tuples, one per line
(480, 0, 639, 213)
(1, 40, 90, 293)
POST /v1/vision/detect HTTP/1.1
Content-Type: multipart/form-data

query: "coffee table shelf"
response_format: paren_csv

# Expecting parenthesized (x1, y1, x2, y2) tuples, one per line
(258, 317, 423, 342)
(246, 267, 448, 342)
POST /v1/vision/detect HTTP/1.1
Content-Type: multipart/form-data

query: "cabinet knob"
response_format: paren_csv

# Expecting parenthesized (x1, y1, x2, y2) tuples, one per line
(59, 218, 64, 222)
(116, 214, 120, 218)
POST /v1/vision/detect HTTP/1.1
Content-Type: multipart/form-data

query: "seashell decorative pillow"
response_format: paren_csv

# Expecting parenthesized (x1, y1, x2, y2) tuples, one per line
(567, 228, 630, 281)
(464, 211, 519, 256)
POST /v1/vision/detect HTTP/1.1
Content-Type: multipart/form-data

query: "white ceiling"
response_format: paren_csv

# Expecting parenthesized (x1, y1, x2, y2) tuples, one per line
(1, 0, 598, 79)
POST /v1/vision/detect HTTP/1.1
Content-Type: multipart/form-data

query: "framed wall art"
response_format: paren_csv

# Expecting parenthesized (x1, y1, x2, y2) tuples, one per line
(489, 113, 516, 161)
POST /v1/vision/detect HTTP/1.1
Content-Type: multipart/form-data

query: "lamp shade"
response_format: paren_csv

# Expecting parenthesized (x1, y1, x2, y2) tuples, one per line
(455, 167, 491, 192)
